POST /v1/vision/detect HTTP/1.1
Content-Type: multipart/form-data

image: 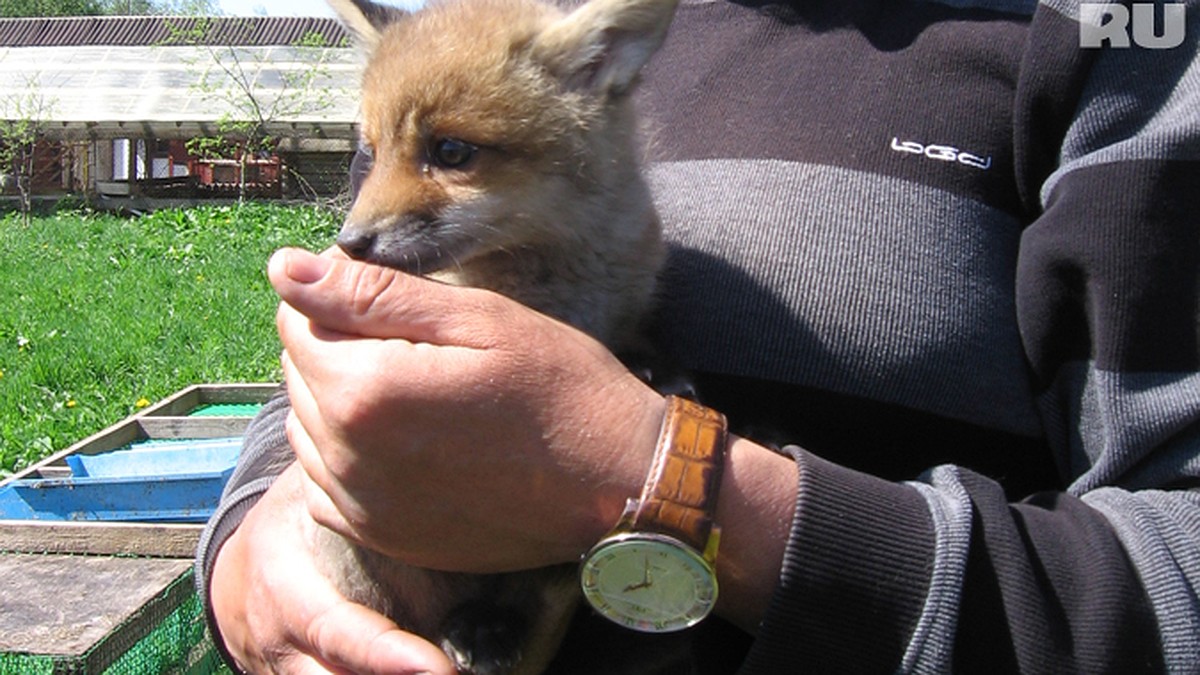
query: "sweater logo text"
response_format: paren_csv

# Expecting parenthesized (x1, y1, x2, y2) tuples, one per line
(890, 137, 992, 171)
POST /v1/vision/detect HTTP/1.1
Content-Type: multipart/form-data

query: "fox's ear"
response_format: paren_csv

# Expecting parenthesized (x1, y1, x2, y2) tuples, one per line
(531, 0, 679, 97)
(326, 0, 408, 52)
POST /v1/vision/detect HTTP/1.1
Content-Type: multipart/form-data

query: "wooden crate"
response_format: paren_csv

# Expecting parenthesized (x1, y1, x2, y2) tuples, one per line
(0, 554, 199, 672)
(0, 383, 277, 557)
(0, 384, 274, 673)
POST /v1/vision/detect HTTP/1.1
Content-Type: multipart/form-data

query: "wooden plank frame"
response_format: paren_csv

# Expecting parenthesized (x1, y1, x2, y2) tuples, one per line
(0, 383, 279, 558)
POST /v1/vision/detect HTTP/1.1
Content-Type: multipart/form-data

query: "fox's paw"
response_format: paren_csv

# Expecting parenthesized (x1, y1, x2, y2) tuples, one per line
(440, 601, 529, 675)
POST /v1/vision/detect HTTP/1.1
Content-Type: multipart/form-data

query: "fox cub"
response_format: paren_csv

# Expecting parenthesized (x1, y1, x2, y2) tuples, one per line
(318, 0, 679, 673)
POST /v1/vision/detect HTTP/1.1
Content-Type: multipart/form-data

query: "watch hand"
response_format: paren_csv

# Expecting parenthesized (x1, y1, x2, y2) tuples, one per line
(623, 557, 654, 592)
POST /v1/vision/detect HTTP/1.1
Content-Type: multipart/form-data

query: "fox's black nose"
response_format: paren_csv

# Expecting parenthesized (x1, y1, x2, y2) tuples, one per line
(336, 228, 375, 260)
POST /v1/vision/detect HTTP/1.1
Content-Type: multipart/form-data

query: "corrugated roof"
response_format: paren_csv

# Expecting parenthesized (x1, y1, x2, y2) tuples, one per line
(0, 26, 363, 140)
(0, 15, 349, 48)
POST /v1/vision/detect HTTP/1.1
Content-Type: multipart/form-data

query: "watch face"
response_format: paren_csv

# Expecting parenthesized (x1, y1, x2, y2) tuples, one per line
(580, 533, 718, 633)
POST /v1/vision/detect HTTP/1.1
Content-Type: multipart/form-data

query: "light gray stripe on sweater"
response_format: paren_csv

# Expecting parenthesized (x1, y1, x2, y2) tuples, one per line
(1038, 364, 1200, 492)
(1083, 487, 1200, 671)
(1040, 359, 1200, 667)
(1040, 0, 1200, 204)
(902, 467, 975, 674)
(648, 158, 1041, 436)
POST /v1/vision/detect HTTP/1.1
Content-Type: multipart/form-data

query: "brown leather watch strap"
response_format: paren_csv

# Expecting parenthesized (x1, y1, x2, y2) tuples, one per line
(623, 396, 729, 552)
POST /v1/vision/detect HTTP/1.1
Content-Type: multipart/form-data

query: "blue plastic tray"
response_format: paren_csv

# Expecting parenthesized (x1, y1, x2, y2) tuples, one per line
(0, 438, 240, 523)
(64, 437, 241, 478)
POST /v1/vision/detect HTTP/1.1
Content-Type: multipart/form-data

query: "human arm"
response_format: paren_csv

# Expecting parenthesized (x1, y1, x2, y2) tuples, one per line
(196, 246, 799, 673)
(273, 247, 800, 630)
(270, 231, 1189, 674)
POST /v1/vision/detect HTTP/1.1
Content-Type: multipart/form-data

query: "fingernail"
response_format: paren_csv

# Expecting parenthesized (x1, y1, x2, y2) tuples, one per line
(283, 249, 330, 284)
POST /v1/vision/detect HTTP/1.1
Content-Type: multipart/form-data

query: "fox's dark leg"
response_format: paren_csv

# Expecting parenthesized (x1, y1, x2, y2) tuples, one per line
(440, 599, 530, 675)
(438, 566, 579, 675)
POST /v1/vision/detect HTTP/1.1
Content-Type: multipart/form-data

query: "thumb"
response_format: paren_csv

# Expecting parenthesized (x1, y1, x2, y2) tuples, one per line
(268, 247, 494, 347)
(221, 463, 458, 675)
(304, 596, 457, 675)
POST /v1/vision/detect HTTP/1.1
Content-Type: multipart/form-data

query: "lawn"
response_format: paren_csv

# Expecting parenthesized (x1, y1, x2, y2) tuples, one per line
(0, 203, 341, 475)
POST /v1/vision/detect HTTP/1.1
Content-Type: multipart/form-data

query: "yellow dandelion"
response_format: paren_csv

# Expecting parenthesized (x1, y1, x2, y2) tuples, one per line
(135, 397, 151, 409)
(66, 399, 77, 408)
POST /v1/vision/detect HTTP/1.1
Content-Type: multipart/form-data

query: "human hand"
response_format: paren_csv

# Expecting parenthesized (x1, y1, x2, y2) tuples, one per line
(268, 247, 667, 573)
(209, 462, 457, 675)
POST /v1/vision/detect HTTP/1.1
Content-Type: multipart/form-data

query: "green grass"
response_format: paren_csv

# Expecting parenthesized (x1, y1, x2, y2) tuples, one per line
(0, 203, 340, 475)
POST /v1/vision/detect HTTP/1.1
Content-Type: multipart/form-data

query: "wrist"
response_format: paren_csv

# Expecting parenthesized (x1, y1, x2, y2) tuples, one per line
(210, 516, 253, 671)
(208, 464, 306, 671)
(581, 386, 668, 553)
(579, 395, 730, 633)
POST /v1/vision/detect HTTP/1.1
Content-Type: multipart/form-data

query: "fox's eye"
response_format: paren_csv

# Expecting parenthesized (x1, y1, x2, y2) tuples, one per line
(430, 138, 478, 170)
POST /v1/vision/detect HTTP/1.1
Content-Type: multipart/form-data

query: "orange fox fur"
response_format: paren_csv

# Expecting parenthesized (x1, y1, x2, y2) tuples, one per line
(331, 0, 673, 350)
(316, 0, 679, 673)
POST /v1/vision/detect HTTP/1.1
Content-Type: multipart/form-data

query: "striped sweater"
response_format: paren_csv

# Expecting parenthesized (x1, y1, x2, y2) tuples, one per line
(197, 0, 1200, 671)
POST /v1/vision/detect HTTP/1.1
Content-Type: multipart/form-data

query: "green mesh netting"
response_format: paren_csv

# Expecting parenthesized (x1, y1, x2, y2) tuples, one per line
(0, 653, 53, 674)
(0, 569, 232, 675)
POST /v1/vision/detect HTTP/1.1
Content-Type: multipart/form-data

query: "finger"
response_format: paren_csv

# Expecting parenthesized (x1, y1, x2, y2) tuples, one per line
(270, 651, 353, 675)
(256, 467, 455, 675)
(268, 247, 501, 348)
(318, 245, 351, 261)
(281, 366, 364, 539)
(280, 354, 330, 493)
(291, 429, 360, 540)
(276, 301, 434, 429)
(265, 573, 454, 675)
(305, 598, 457, 675)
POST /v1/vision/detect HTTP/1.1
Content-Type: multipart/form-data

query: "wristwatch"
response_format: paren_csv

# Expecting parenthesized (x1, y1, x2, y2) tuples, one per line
(580, 396, 728, 633)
